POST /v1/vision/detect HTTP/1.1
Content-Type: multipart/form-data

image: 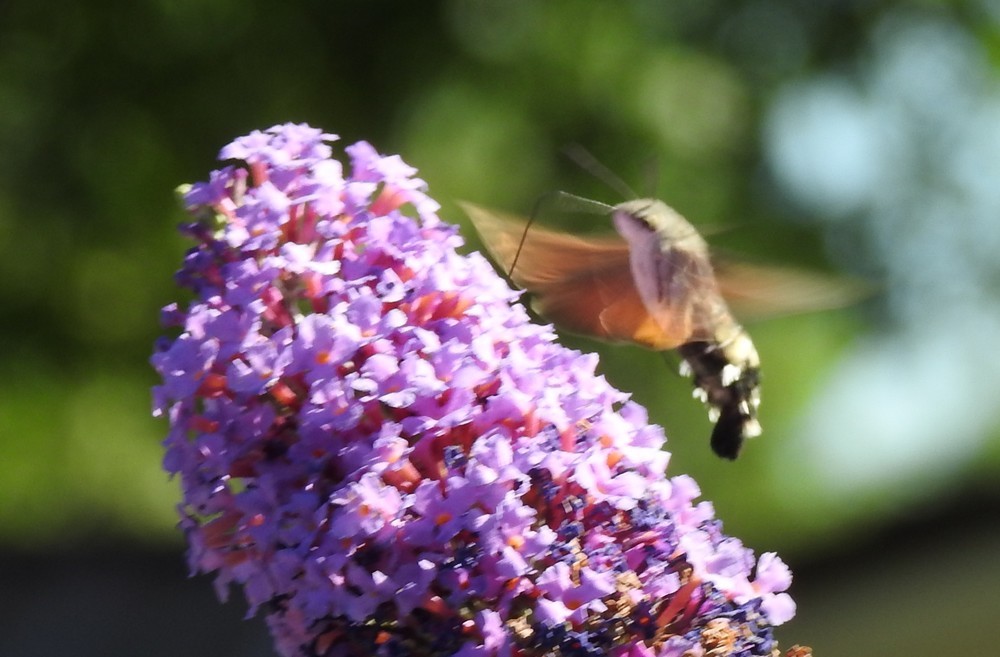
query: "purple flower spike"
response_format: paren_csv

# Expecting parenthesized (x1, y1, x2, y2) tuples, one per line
(153, 123, 811, 657)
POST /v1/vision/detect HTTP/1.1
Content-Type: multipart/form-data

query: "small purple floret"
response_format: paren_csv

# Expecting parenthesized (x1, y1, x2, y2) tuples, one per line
(153, 123, 802, 657)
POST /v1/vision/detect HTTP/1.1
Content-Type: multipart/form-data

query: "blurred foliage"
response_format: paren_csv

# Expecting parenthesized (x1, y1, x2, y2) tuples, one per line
(1, 0, 999, 654)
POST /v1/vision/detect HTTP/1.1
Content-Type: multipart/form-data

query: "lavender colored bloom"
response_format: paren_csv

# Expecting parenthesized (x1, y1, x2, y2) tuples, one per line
(153, 123, 810, 657)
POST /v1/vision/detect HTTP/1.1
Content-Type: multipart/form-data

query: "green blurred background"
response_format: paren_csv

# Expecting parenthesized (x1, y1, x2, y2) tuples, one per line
(1, 1, 998, 655)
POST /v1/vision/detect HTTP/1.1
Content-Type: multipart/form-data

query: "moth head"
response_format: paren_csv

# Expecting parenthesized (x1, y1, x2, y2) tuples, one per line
(612, 198, 704, 245)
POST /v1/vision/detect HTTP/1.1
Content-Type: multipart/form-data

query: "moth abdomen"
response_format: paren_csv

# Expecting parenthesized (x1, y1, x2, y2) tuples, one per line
(678, 333, 761, 460)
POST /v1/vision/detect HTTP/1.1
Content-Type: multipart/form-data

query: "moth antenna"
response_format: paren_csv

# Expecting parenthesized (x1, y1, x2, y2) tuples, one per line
(640, 153, 661, 198)
(546, 190, 615, 215)
(562, 144, 638, 200)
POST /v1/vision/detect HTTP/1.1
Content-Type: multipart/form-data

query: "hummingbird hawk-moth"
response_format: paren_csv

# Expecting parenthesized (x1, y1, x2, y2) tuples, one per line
(461, 198, 858, 459)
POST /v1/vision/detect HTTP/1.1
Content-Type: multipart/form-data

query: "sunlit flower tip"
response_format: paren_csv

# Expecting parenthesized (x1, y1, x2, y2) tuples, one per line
(153, 122, 808, 657)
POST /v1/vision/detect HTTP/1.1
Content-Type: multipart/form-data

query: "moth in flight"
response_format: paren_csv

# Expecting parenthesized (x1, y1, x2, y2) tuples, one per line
(461, 198, 859, 459)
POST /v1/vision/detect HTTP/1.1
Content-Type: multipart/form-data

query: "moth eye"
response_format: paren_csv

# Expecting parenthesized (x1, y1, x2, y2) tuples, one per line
(633, 213, 656, 232)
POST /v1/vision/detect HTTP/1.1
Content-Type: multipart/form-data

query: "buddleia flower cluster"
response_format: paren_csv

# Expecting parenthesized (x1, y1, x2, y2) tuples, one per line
(152, 123, 808, 657)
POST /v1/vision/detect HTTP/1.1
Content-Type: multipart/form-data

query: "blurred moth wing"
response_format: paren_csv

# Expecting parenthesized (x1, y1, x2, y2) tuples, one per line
(712, 259, 871, 321)
(459, 201, 700, 351)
